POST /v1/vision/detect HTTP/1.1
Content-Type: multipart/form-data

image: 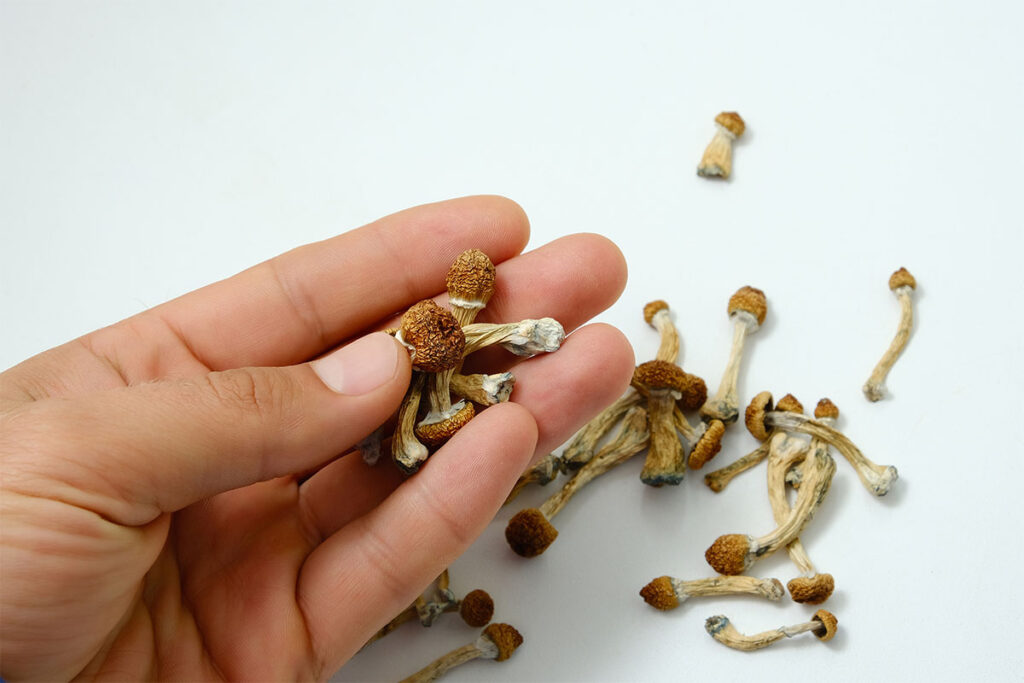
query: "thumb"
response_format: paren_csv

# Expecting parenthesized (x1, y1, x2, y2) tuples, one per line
(11, 333, 410, 525)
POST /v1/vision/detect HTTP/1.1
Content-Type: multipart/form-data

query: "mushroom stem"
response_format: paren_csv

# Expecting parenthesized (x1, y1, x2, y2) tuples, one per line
(504, 453, 563, 505)
(399, 624, 523, 683)
(704, 610, 837, 652)
(703, 441, 771, 493)
(644, 301, 680, 363)
(765, 411, 897, 496)
(640, 575, 784, 611)
(450, 372, 515, 406)
(673, 406, 706, 446)
(705, 448, 836, 575)
(700, 311, 756, 424)
(393, 374, 429, 474)
(462, 318, 565, 357)
(697, 113, 746, 179)
(640, 389, 686, 486)
(864, 273, 916, 401)
(561, 391, 642, 471)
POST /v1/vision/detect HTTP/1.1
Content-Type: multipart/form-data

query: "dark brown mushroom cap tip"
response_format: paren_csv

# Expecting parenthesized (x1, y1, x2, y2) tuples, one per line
(705, 534, 751, 575)
(643, 300, 670, 324)
(888, 267, 916, 291)
(483, 623, 524, 661)
(400, 300, 466, 371)
(632, 360, 688, 392)
(814, 398, 840, 420)
(812, 610, 839, 641)
(744, 391, 774, 441)
(446, 249, 496, 302)
(775, 394, 804, 414)
(505, 508, 558, 557)
(688, 419, 726, 470)
(640, 577, 679, 611)
(727, 286, 767, 325)
(459, 589, 495, 628)
(715, 111, 746, 137)
(677, 372, 708, 412)
(415, 402, 475, 447)
(787, 574, 835, 605)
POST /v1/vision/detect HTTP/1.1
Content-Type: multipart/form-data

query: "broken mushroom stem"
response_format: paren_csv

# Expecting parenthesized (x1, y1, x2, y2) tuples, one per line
(644, 300, 680, 363)
(697, 112, 746, 179)
(505, 406, 649, 557)
(399, 623, 523, 683)
(700, 286, 767, 425)
(640, 575, 784, 611)
(704, 610, 838, 652)
(864, 267, 917, 402)
(504, 453, 564, 505)
(705, 447, 836, 575)
(449, 371, 515, 406)
(462, 318, 565, 357)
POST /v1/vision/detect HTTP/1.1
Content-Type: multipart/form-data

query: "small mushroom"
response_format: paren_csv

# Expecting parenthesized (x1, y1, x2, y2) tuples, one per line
(560, 391, 643, 471)
(458, 589, 495, 628)
(644, 299, 680, 364)
(399, 623, 523, 683)
(864, 267, 917, 402)
(450, 371, 515, 406)
(697, 112, 746, 179)
(704, 610, 838, 652)
(686, 417, 726, 470)
(462, 318, 565, 357)
(505, 406, 649, 557)
(705, 447, 836, 575)
(700, 286, 767, 425)
(640, 575, 784, 611)
(633, 361, 691, 486)
(504, 453, 564, 505)
(392, 374, 430, 474)
(445, 249, 497, 327)
(367, 588, 495, 645)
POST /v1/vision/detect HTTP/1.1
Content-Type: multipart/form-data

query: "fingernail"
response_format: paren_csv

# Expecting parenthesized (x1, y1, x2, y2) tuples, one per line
(312, 333, 401, 395)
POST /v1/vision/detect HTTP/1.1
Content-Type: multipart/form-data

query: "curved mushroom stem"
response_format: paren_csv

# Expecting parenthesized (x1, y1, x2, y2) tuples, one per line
(561, 391, 642, 470)
(450, 372, 515, 406)
(640, 389, 686, 486)
(393, 374, 429, 473)
(504, 453, 563, 505)
(640, 575, 784, 611)
(399, 624, 523, 683)
(701, 311, 758, 424)
(462, 318, 565, 357)
(766, 411, 898, 496)
(650, 308, 680, 363)
(703, 441, 770, 493)
(673, 406, 707, 447)
(785, 415, 835, 489)
(704, 611, 837, 651)
(864, 285, 914, 402)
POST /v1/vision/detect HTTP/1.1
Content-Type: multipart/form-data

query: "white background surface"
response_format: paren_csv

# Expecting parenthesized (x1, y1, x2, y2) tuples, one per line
(2, 1, 1023, 681)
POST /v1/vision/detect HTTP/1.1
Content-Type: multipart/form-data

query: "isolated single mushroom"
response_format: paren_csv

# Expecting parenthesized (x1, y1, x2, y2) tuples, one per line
(450, 371, 515, 406)
(462, 318, 565, 357)
(700, 286, 767, 425)
(644, 299, 680, 364)
(633, 361, 692, 486)
(640, 575, 784, 611)
(705, 447, 836, 575)
(504, 453, 564, 505)
(697, 112, 746, 179)
(704, 610, 838, 652)
(399, 623, 523, 683)
(505, 406, 649, 557)
(864, 267, 917, 402)
(561, 391, 643, 471)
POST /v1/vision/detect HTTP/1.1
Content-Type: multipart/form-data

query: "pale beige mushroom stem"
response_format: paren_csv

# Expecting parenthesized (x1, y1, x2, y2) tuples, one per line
(697, 112, 746, 179)
(462, 318, 565, 357)
(393, 374, 429, 474)
(703, 441, 771, 492)
(450, 372, 515, 406)
(561, 391, 642, 470)
(701, 286, 766, 424)
(704, 610, 838, 651)
(864, 267, 916, 402)
(644, 300, 680, 363)
(640, 575, 784, 611)
(399, 623, 523, 683)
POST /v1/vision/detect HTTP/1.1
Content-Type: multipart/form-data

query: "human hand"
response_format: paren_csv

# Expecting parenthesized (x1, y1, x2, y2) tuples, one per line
(0, 196, 633, 681)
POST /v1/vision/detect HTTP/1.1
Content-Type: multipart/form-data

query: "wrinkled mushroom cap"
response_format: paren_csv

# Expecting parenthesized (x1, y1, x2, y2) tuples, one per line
(814, 398, 840, 420)
(888, 267, 916, 291)
(640, 576, 679, 611)
(400, 300, 466, 372)
(677, 372, 708, 412)
(643, 300, 670, 324)
(705, 534, 753, 575)
(505, 508, 558, 558)
(744, 391, 774, 442)
(715, 111, 746, 137)
(483, 623, 524, 661)
(728, 286, 767, 326)
(415, 402, 475, 447)
(788, 574, 835, 605)
(446, 249, 496, 304)
(459, 589, 495, 628)
(632, 360, 688, 392)
(688, 419, 726, 469)
(812, 610, 839, 641)
(775, 393, 804, 414)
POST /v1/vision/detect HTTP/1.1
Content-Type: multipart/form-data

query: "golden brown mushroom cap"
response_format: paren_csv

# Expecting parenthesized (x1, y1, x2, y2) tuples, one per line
(788, 574, 835, 605)
(888, 267, 916, 291)
(715, 111, 746, 137)
(705, 534, 752, 575)
(400, 300, 466, 372)
(459, 589, 495, 628)
(643, 300, 670, 324)
(446, 249, 496, 304)
(688, 419, 726, 469)
(505, 508, 558, 558)
(776, 394, 804, 414)
(632, 360, 688, 392)
(814, 398, 840, 420)
(744, 391, 774, 442)
(483, 623, 524, 661)
(640, 576, 679, 611)
(415, 402, 475, 447)
(677, 372, 708, 412)
(812, 610, 839, 641)
(728, 286, 767, 326)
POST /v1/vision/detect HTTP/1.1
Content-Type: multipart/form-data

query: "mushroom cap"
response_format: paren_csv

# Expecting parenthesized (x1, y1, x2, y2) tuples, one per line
(705, 534, 753, 575)
(400, 300, 466, 372)
(639, 576, 679, 611)
(483, 623, 524, 661)
(715, 111, 746, 137)
(677, 372, 708, 412)
(505, 508, 558, 557)
(459, 589, 495, 628)
(727, 286, 767, 325)
(688, 419, 726, 469)
(643, 300, 670, 324)
(812, 610, 839, 641)
(632, 360, 688, 392)
(888, 267, 916, 291)
(446, 249, 496, 304)
(744, 391, 774, 441)
(775, 393, 804, 414)
(814, 398, 840, 420)
(415, 402, 475, 447)
(788, 574, 835, 605)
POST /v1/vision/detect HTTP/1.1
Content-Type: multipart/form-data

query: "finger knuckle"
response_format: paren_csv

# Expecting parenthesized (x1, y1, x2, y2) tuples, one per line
(202, 367, 295, 420)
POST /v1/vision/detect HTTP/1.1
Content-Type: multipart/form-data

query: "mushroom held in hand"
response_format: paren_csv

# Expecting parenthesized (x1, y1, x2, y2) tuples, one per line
(700, 286, 767, 425)
(704, 610, 838, 652)
(863, 267, 917, 402)
(697, 112, 746, 179)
